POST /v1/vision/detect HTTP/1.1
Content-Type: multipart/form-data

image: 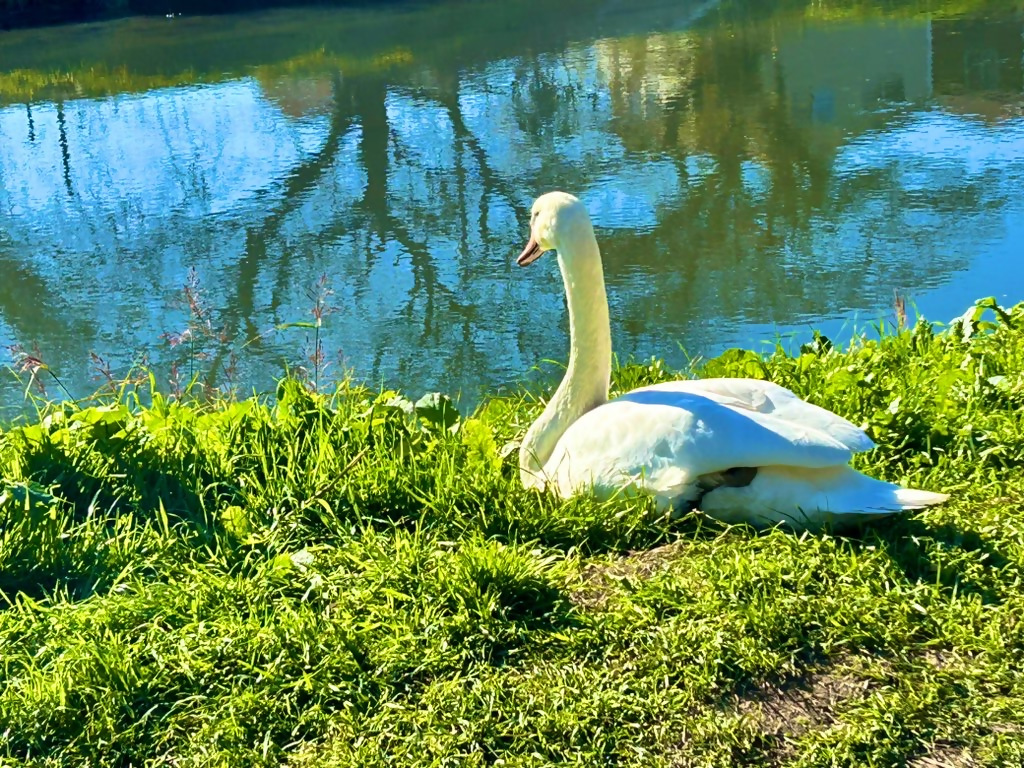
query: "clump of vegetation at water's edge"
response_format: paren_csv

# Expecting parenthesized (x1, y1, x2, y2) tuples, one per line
(2, 298, 1024, 767)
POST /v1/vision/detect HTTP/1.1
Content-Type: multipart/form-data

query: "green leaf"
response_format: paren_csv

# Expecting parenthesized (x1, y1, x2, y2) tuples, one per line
(461, 418, 501, 472)
(384, 395, 415, 417)
(220, 505, 253, 541)
(275, 321, 319, 330)
(800, 333, 833, 356)
(415, 392, 459, 431)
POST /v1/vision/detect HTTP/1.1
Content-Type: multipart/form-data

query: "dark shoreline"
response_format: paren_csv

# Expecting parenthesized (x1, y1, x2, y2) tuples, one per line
(0, 0, 404, 30)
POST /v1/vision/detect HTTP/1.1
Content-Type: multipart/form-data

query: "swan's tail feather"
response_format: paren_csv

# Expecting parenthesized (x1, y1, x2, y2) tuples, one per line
(894, 487, 950, 509)
(699, 465, 949, 528)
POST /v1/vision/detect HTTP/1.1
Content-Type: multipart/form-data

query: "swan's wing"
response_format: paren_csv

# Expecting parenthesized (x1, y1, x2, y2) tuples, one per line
(543, 385, 870, 504)
(631, 377, 874, 452)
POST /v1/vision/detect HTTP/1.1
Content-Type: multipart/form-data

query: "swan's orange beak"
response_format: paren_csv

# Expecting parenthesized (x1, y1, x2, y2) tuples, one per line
(517, 237, 543, 266)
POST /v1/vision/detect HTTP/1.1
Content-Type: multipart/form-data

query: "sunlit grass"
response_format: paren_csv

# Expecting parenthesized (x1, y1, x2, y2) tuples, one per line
(0, 46, 415, 105)
(2, 299, 1023, 766)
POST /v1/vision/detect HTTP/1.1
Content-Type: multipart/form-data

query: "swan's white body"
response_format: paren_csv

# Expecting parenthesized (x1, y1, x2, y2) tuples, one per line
(517, 192, 948, 528)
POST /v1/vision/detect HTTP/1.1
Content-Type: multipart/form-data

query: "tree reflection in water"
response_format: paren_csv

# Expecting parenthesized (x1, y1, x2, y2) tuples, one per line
(0, 0, 1021, 415)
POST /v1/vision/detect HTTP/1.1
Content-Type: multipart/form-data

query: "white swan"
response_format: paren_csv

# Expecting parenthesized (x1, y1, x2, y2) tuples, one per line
(516, 191, 948, 528)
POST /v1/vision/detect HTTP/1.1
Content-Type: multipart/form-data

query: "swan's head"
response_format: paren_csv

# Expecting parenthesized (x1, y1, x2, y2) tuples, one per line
(517, 191, 595, 267)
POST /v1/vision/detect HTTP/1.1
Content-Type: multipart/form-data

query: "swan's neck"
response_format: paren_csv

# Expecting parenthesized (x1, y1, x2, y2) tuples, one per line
(520, 234, 612, 488)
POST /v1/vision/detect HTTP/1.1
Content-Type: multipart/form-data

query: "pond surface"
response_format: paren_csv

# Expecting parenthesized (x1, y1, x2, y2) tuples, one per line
(1, 0, 1022, 416)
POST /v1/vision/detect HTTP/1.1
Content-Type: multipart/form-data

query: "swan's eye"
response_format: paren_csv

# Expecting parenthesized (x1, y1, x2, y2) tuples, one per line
(530, 211, 538, 227)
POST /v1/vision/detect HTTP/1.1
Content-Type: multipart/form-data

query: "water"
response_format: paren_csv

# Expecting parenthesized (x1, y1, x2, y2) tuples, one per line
(1, 0, 1022, 417)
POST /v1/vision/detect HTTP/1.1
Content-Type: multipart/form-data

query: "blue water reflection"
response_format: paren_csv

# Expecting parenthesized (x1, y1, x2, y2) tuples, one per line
(0, 0, 1021, 418)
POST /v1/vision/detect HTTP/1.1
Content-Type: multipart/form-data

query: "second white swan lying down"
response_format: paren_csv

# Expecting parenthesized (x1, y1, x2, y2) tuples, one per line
(516, 191, 948, 528)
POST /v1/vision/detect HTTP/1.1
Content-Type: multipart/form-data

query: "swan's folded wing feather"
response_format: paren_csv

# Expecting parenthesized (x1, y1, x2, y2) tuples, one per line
(633, 377, 875, 453)
(546, 387, 868, 501)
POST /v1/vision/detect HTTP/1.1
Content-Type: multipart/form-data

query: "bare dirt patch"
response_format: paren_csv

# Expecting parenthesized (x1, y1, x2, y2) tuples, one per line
(570, 540, 687, 609)
(736, 666, 872, 738)
(721, 659, 878, 766)
(908, 742, 975, 768)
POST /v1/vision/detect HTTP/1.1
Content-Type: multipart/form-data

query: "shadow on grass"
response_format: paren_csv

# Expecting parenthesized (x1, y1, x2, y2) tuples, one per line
(866, 516, 1016, 606)
(19, 430, 212, 529)
(0, 431, 215, 602)
(681, 506, 1017, 608)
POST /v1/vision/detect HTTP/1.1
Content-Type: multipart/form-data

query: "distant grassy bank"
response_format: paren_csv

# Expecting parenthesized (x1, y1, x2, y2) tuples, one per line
(2, 298, 1023, 765)
(1, 0, 1009, 31)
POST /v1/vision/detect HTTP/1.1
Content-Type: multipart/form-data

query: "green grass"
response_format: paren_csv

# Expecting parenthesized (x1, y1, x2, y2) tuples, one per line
(2, 299, 1023, 767)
